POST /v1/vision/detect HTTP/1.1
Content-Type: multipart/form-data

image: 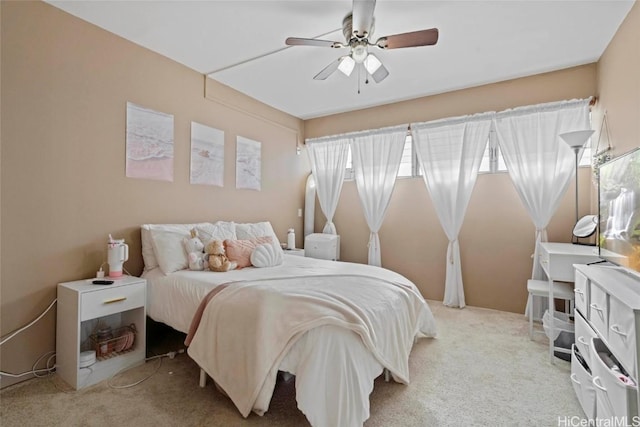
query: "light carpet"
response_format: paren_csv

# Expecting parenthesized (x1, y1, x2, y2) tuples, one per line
(0, 301, 583, 426)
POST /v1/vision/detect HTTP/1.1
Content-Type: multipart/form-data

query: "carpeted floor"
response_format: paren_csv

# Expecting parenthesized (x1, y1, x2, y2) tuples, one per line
(0, 301, 584, 426)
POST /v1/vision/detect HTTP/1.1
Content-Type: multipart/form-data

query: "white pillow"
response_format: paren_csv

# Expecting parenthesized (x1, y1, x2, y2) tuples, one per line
(140, 225, 158, 272)
(251, 243, 284, 268)
(195, 221, 237, 246)
(146, 223, 209, 274)
(235, 221, 283, 255)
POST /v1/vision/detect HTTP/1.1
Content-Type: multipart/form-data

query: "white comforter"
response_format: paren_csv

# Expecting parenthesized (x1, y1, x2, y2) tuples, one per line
(144, 255, 436, 427)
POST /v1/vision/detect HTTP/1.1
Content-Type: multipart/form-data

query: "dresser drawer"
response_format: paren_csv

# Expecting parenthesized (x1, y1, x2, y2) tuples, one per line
(574, 269, 589, 318)
(591, 338, 638, 420)
(589, 284, 608, 339)
(608, 296, 638, 379)
(571, 344, 597, 421)
(575, 310, 598, 368)
(80, 282, 145, 321)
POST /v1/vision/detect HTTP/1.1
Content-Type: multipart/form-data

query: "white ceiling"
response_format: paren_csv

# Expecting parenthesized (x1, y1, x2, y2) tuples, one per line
(47, 0, 634, 120)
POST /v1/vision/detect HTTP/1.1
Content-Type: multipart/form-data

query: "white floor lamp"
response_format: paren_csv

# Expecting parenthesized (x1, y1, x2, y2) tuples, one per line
(559, 129, 595, 227)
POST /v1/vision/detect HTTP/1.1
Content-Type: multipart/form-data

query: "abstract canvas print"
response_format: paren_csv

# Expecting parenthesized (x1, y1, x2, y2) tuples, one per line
(125, 102, 174, 181)
(236, 136, 261, 191)
(190, 122, 224, 186)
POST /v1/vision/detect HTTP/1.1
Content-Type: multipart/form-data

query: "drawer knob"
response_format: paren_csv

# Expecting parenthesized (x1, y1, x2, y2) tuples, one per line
(610, 324, 628, 338)
(570, 373, 581, 386)
(592, 376, 607, 392)
(103, 297, 127, 305)
(577, 336, 590, 348)
(590, 303, 603, 313)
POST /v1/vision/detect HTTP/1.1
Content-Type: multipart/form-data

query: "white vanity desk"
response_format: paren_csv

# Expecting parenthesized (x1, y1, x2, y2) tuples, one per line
(537, 242, 601, 362)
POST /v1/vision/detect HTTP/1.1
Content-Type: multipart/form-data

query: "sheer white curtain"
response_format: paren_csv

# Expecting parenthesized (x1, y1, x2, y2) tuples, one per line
(306, 137, 350, 234)
(412, 113, 493, 308)
(350, 125, 407, 266)
(494, 98, 591, 315)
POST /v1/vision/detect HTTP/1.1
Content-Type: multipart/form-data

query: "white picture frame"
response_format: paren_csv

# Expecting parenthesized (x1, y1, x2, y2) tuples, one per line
(190, 122, 224, 186)
(236, 136, 261, 191)
(125, 102, 174, 181)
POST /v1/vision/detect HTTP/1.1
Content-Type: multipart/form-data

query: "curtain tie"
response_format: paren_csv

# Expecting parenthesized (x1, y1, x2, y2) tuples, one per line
(449, 239, 458, 264)
(368, 232, 378, 250)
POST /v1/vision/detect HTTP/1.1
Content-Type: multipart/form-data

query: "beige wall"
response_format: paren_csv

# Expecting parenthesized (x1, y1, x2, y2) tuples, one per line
(307, 65, 598, 312)
(593, 1, 640, 158)
(0, 1, 306, 387)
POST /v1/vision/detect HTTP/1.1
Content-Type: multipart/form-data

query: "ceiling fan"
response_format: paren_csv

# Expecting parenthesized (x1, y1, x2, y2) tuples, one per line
(285, 0, 439, 84)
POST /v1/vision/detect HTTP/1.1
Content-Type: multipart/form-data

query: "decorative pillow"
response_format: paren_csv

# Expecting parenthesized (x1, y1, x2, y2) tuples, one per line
(195, 221, 237, 246)
(224, 236, 273, 269)
(149, 227, 194, 274)
(235, 222, 282, 256)
(250, 243, 284, 268)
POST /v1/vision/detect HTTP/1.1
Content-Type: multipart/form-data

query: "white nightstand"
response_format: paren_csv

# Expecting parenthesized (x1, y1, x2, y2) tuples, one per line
(284, 248, 305, 257)
(56, 275, 146, 389)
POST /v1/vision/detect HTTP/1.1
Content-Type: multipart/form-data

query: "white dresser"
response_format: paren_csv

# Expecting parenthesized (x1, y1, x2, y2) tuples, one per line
(571, 264, 639, 424)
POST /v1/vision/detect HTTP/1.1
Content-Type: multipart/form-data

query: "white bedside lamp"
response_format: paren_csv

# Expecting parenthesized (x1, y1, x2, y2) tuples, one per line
(560, 130, 594, 226)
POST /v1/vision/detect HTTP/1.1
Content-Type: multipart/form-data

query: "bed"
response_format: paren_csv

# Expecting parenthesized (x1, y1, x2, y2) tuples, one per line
(141, 221, 436, 427)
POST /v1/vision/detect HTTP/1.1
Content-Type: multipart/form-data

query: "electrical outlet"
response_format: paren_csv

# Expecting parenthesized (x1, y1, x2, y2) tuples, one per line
(298, 208, 303, 217)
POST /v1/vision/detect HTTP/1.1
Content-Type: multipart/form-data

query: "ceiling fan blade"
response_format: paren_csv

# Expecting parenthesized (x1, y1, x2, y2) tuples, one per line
(376, 28, 439, 49)
(285, 37, 344, 48)
(352, 0, 376, 38)
(313, 58, 343, 80)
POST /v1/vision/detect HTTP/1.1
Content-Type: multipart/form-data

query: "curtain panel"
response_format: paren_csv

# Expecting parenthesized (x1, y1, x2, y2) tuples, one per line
(305, 136, 350, 235)
(350, 125, 407, 267)
(494, 98, 591, 316)
(412, 113, 494, 308)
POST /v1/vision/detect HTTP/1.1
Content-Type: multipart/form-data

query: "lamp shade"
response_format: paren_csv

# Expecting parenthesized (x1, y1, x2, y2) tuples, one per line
(560, 130, 595, 149)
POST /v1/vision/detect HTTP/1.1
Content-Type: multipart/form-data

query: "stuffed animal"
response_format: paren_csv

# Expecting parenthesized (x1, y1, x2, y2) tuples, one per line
(183, 229, 207, 271)
(206, 239, 237, 272)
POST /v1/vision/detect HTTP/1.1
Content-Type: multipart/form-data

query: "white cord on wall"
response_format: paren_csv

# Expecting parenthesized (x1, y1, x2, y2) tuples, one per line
(0, 299, 57, 346)
(0, 298, 58, 378)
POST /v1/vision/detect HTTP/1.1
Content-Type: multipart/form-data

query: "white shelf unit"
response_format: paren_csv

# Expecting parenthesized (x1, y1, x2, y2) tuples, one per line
(572, 264, 639, 422)
(56, 276, 146, 390)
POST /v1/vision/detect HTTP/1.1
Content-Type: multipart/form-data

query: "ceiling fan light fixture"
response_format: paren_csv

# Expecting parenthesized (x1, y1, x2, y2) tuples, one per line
(338, 56, 356, 76)
(364, 54, 382, 74)
(352, 44, 368, 63)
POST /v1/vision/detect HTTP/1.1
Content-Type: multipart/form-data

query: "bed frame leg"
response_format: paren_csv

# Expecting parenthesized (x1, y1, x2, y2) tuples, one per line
(384, 368, 390, 382)
(199, 368, 207, 387)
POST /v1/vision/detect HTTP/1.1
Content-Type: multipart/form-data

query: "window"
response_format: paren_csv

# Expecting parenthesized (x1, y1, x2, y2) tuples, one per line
(345, 133, 417, 180)
(478, 132, 507, 173)
(344, 123, 593, 179)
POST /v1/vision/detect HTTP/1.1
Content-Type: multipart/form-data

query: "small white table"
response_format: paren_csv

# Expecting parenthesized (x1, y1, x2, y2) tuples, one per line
(56, 275, 146, 389)
(538, 242, 601, 363)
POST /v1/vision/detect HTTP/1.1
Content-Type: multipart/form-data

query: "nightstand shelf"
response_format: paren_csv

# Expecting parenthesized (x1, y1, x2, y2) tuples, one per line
(56, 276, 146, 389)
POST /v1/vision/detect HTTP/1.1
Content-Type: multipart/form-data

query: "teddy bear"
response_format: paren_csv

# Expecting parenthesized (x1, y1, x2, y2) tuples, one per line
(183, 229, 207, 271)
(206, 239, 237, 272)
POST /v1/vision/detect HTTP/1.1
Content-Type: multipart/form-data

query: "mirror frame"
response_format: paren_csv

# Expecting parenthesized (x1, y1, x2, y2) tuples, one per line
(573, 214, 598, 238)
